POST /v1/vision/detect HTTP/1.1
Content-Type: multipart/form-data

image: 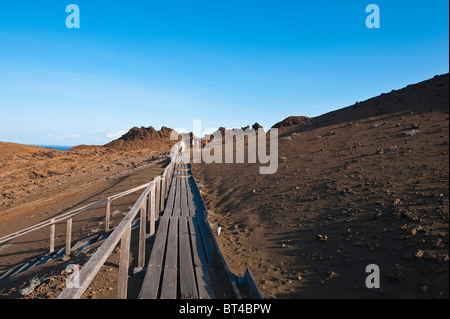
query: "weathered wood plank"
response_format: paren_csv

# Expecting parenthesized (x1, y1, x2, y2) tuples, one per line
(163, 176, 177, 217)
(160, 217, 178, 299)
(195, 266, 214, 299)
(187, 217, 214, 299)
(244, 268, 263, 299)
(139, 216, 170, 299)
(117, 223, 131, 299)
(173, 178, 181, 217)
(188, 217, 208, 267)
(180, 177, 189, 217)
(194, 217, 215, 266)
(186, 178, 196, 217)
(179, 217, 198, 299)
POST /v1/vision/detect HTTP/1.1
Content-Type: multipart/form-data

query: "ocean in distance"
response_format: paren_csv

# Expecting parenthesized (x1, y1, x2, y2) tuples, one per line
(32, 145, 73, 151)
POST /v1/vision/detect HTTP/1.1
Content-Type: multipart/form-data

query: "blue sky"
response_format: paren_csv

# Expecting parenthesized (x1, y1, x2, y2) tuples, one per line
(0, 1, 448, 146)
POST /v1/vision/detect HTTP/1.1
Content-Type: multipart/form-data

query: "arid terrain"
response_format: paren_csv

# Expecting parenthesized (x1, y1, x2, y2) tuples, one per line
(0, 74, 448, 299)
(192, 74, 449, 299)
(0, 129, 174, 298)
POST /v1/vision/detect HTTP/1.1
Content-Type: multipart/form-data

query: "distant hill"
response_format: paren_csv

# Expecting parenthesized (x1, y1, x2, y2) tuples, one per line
(272, 116, 310, 129)
(105, 125, 178, 151)
(312, 73, 449, 127)
(0, 142, 45, 155)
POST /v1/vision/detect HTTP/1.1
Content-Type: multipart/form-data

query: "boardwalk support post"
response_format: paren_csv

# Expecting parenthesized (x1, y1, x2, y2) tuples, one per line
(65, 218, 72, 257)
(49, 219, 56, 253)
(105, 197, 111, 232)
(117, 223, 131, 299)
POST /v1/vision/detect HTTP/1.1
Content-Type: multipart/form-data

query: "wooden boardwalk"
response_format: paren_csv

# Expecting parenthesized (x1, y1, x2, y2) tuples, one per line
(139, 160, 239, 299)
(3, 151, 258, 299)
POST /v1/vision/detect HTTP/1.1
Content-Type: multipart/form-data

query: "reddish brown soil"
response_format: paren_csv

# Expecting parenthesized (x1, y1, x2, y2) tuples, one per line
(0, 147, 169, 299)
(192, 74, 449, 299)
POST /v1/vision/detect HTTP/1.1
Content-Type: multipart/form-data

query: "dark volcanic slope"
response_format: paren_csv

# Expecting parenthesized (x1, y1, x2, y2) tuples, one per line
(192, 74, 449, 299)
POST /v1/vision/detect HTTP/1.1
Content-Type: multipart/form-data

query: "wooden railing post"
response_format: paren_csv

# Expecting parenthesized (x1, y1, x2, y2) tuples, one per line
(160, 176, 166, 211)
(49, 219, 56, 253)
(138, 201, 147, 269)
(149, 186, 156, 237)
(105, 197, 111, 232)
(117, 222, 131, 299)
(155, 178, 161, 214)
(66, 218, 72, 257)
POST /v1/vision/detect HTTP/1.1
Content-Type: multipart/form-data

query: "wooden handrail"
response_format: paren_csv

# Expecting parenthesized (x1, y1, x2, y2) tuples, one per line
(0, 182, 152, 245)
(57, 158, 176, 299)
(57, 179, 156, 299)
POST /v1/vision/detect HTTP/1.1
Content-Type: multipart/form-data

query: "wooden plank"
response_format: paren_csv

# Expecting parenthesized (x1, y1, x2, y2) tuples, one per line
(186, 178, 196, 217)
(188, 217, 208, 267)
(187, 217, 214, 299)
(244, 268, 263, 299)
(117, 223, 131, 299)
(179, 217, 198, 299)
(163, 177, 177, 217)
(180, 177, 189, 217)
(195, 266, 214, 299)
(139, 216, 170, 299)
(160, 217, 178, 299)
(194, 217, 215, 266)
(190, 177, 242, 299)
(173, 178, 181, 217)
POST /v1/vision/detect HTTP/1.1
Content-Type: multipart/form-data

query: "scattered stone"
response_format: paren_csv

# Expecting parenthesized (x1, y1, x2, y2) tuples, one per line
(316, 234, 328, 241)
(404, 129, 420, 136)
(415, 250, 425, 259)
(327, 271, 338, 279)
(433, 238, 445, 248)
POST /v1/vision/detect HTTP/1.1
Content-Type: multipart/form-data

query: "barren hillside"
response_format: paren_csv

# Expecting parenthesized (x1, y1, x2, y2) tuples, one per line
(192, 73, 449, 298)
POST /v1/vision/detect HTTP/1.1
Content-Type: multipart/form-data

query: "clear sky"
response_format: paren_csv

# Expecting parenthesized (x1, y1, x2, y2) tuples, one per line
(0, 1, 448, 146)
